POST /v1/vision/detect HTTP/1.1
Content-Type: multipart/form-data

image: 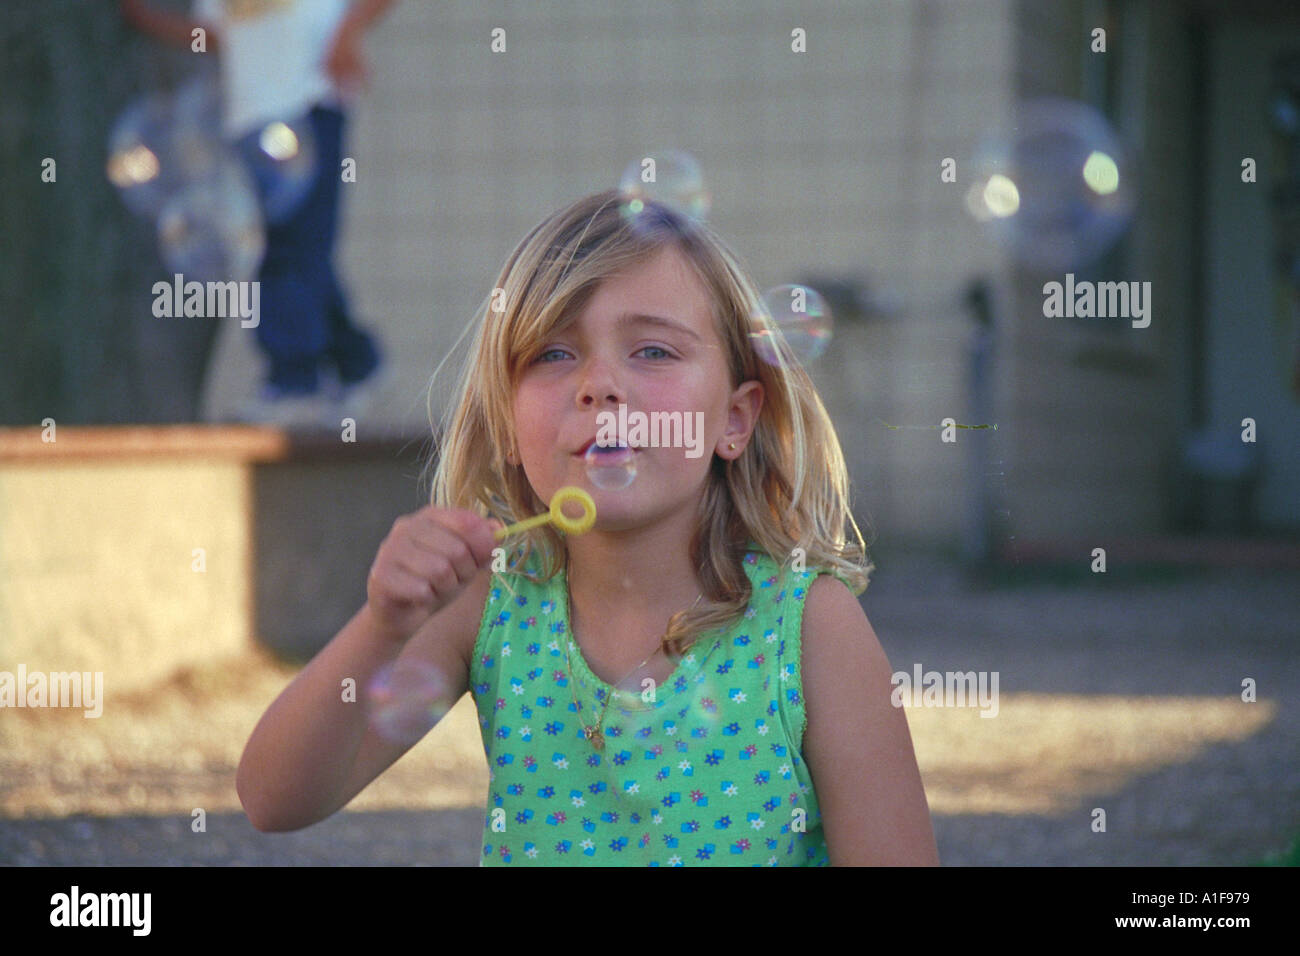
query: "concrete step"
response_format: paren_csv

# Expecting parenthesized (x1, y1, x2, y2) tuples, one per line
(0, 425, 430, 690)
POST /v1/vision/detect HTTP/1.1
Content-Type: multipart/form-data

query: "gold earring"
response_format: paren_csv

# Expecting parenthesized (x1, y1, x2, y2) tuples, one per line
(728, 443, 736, 450)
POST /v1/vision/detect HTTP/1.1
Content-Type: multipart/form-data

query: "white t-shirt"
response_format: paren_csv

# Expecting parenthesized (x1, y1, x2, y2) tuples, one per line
(193, 0, 351, 139)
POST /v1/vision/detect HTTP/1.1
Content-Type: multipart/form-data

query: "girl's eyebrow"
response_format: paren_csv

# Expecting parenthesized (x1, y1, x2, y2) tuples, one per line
(617, 312, 703, 343)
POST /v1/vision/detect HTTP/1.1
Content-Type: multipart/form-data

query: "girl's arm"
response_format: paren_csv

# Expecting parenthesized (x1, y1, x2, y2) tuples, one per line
(800, 576, 941, 865)
(120, 0, 220, 51)
(235, 567, 491, 832)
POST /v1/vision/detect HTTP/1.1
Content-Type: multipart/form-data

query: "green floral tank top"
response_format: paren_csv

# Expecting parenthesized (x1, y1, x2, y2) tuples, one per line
(469, 546, 832, 866)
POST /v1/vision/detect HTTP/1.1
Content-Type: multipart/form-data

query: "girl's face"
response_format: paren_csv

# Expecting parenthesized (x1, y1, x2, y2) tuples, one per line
(512, 244, 762, 532)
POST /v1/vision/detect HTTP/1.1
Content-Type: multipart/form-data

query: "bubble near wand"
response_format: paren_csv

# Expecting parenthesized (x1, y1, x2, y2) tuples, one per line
(492, 486, 596, 540)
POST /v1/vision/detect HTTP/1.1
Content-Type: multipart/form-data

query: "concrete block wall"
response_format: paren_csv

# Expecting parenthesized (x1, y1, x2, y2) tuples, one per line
(1003, 0, 1188, 540)
(205, 0, 1025, 548)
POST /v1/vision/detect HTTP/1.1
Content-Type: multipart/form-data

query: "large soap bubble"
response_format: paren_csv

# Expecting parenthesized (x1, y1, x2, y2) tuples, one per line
(965, 97, 1137, 273)
(157, 157, 265, 282)
(107, 87, 223, 220)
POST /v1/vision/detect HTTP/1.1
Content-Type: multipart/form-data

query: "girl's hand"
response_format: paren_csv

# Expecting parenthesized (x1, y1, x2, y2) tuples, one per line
(366, 508, 502, 642)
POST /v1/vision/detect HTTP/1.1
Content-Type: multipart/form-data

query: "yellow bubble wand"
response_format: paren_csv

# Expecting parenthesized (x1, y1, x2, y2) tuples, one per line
(491, 486, 597, 540)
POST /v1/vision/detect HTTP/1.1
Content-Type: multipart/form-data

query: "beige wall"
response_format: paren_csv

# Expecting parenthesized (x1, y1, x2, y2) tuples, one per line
(1002, 0, 1189, 540)
(208, 0, 1179, 548)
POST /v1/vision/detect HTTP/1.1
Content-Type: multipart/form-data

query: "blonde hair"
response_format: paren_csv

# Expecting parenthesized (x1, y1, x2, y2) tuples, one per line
(427, 189, 870, 654)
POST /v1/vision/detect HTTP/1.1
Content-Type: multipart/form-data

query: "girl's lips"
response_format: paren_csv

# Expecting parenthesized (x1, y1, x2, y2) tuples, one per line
(574, 439, 641, 456)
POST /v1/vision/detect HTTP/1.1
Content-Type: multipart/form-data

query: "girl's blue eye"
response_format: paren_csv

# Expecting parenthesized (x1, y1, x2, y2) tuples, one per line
(639, 346, 672, 359)
(535, 348, 568, 363)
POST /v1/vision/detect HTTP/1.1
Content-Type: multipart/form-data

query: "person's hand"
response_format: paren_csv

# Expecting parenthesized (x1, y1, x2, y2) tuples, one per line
(366, 507, 502, 642)
(324, 23, 369, 99)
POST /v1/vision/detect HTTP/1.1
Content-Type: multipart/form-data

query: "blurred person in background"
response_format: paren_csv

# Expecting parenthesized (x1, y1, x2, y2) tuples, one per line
(121, 0, 397, 426)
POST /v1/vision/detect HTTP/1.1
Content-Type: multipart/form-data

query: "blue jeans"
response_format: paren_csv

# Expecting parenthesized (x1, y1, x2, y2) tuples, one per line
(239, 105, 381, 393)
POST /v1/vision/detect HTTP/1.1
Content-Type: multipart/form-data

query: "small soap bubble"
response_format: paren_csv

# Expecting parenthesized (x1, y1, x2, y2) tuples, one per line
(232, 112, 318, 224)
(157, 157, 265, 282)
(964, 96, 1137, 273)
(750, 284, 833, 366)
(367, 658, 453, 745)
(618, 149, 710, 224)
(584, 441, 638, 490)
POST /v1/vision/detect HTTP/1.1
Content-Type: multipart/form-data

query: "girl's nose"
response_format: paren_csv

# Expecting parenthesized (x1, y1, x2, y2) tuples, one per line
(576, 358, 625, 407)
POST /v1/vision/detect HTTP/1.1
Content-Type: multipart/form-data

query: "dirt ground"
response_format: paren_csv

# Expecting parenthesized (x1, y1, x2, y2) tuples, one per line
(2, 554, 1297, 866)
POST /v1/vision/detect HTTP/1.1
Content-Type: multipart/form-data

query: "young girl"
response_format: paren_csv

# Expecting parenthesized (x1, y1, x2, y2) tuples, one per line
(236, 190, 939, 866)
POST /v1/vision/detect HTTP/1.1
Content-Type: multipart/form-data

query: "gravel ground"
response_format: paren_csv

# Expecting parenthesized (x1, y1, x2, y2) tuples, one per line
(3, 554, 1297, 866)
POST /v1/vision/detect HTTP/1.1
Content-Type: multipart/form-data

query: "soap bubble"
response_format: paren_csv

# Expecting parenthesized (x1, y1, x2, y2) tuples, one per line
(232, 112, 318, 224)
(367, 658, 453, 745)
(157, 157, 265, 282)
(618, 149, 710, 224)
(685, 672, 724, 738)
(750, 284, 833, 366)
(585, 441, 638, 490)
(107, 88, 223, 220)
(964, 96, 1137, 273)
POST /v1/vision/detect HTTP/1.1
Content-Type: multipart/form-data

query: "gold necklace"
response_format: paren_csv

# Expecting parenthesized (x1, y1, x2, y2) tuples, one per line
(563, 573, 702, 750)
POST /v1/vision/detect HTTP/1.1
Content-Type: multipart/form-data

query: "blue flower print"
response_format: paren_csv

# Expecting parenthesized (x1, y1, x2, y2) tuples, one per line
(695, 845, 715, 860)
(556, 840, 571, 854)
(609, 837, 628, 852)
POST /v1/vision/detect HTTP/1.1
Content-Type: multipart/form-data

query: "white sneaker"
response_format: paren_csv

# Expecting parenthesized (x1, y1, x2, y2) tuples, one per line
(331, 364, 393, 424)
(233, 385, 337, 431)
